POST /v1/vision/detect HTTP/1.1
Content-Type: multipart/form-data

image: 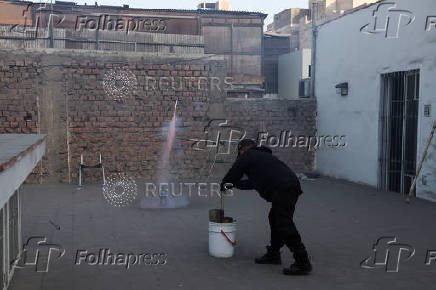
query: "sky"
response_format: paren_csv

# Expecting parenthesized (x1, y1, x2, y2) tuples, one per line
(71, 0, 309, 28)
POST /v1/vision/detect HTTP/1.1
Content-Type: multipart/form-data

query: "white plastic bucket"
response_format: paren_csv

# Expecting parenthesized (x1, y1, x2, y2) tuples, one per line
(208, 221, 237, 258)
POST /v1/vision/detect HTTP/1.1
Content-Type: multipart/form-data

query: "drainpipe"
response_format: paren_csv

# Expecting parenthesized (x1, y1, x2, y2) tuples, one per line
(310, 2, 318, 98)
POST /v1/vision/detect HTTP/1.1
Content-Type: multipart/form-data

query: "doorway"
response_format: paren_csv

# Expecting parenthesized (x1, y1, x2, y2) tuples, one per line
(379, 70, 420, 195)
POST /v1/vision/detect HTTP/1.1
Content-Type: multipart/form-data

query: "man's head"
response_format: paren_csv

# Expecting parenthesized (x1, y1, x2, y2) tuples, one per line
(237, 139, 256, 156)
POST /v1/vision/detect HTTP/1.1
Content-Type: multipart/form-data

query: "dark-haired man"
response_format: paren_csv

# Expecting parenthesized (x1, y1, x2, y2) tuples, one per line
(221, 139, 312, 275)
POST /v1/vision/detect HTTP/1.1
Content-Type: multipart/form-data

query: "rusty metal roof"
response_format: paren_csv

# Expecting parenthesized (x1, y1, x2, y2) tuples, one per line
(0, 0, 267, 18)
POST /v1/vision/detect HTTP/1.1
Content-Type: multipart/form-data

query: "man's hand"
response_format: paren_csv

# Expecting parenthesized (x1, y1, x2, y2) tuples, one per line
(234, 179, 255, 190)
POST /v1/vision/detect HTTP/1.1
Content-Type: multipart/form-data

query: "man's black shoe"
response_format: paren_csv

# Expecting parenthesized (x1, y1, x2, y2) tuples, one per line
(254, 246, 281, 265)
(283, 262, 312, 275)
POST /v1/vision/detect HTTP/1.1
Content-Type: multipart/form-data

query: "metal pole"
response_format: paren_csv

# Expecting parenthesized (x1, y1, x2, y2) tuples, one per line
(311, 2, 318, 98)
(406, 120, 436, 203)
(49, 3, 54, 48)
(79, 154, 83, 186)
(95, 29, 99, 50)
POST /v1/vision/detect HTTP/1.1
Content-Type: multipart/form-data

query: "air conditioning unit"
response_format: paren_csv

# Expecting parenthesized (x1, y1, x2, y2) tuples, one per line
(299, 78, 311, 97)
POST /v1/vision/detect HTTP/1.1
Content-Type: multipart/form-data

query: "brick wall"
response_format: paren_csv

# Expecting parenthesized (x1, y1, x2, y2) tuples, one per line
(221, 98, 316, 173)
(0, 61, 39, 134)
(0, 59, 48, 179)
(64, 60, 221, 182)
(0, 49, 316, 183)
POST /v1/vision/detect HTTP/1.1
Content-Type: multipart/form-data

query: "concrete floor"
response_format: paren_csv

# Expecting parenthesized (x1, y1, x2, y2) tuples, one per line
(10, 177, 436, 290)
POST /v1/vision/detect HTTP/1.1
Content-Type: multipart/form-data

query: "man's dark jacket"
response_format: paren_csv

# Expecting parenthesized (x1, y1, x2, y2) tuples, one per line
(221, 146, 302, 202)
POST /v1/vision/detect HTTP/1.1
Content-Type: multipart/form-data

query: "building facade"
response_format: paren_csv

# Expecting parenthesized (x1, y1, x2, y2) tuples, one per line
(0, 0, 266, 97)
(315, 0, 436, 201)
(198, 1, 231, 11)
(267, 0, 378, 50)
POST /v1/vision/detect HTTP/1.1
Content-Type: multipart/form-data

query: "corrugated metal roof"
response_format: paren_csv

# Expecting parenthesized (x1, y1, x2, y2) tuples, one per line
(1, 0, 267, 18)
(88, 7, 268, 18)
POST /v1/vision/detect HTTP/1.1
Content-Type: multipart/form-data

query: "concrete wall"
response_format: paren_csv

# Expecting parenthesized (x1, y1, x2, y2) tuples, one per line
(271, 8, 310, 31)
(0, 48, 317, 183)
(278, 48, 311, 98)
(315, 0, 436, 201)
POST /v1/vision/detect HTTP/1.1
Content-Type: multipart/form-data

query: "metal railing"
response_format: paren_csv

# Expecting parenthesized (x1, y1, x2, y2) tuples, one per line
(0, 24, 204, 55)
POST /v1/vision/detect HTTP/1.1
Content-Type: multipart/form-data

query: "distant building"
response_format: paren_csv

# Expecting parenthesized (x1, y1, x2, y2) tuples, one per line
(198, 1, 231, 11)
(263, 32, 291, 96)
(0, 0, 265, 97)
(267, 0, 379, 50)
(278, 49, 311, 98)
(264, 0, 378, 99)
(268, 8, 310, 35)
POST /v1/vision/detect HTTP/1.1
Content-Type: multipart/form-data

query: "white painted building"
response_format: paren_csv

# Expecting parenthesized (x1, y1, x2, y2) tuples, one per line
(278, 49, 312, 98)
(315, 0, 436, 201)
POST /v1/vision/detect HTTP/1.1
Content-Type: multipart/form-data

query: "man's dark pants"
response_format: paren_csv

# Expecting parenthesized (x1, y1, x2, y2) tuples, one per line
(268, 189, 309, 264)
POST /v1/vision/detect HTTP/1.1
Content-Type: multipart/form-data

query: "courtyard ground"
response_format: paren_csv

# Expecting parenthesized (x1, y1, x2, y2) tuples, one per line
(9, 177, 436, 290)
